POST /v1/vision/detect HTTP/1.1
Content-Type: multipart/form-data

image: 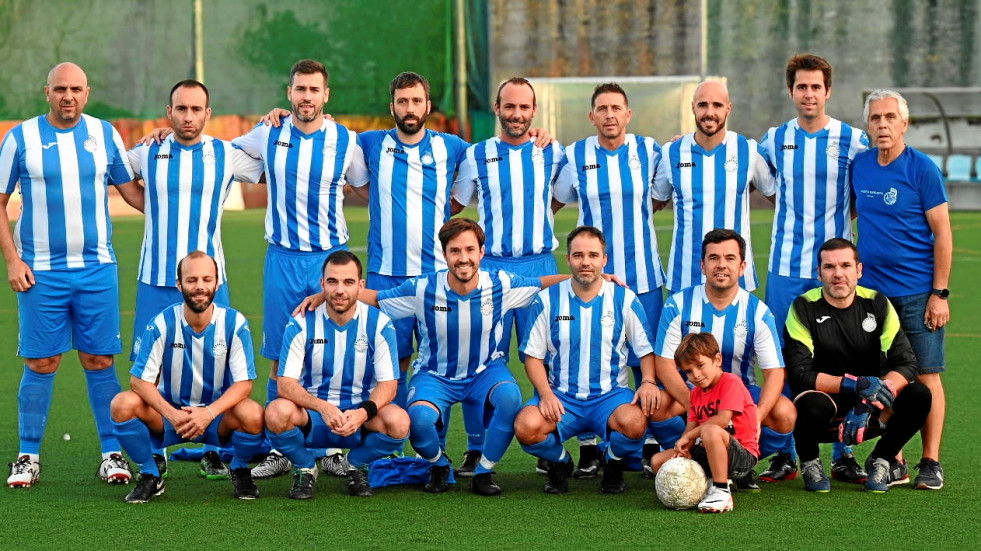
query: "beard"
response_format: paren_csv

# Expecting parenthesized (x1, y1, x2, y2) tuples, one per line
(394, 111, 427, 135)
(182, 287, 215, 314)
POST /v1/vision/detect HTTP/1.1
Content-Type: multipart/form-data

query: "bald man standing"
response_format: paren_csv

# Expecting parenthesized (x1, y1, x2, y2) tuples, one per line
(0, 62, 144, 488)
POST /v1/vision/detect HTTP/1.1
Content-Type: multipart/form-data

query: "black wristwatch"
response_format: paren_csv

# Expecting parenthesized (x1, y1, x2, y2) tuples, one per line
(930, 288, 950, 299)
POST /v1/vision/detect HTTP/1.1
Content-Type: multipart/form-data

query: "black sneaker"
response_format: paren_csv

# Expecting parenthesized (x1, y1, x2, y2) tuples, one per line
(125, 473, 165, 503)
(599, 458, 626, 494)
(641, 443, 659, 480)
(424, 463, 451, 493)
(831, 454, 868, 484)
(472, 471, 502, 496)
(544, 458, 574, 494)
(913, 458, 944, 490)
(535, 457, 549, 475)
(229, 467, 259, 500)
(455, 450, 481, 479)
(199, 450, 229, 480)
(153, 453, 169, 479)
(289, 468, 318, 500)
(734, 472, 761, 492)
(347, 466, 373, 497)
(574, 444, 602, 479)
(759, 452, 799, 482)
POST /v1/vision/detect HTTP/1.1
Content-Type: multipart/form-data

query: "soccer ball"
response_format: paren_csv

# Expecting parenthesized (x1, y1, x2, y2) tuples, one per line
(655, 457, 708, 510)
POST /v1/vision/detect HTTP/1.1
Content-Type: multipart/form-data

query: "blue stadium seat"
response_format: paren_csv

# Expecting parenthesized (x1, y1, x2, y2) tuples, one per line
(974, 156, 981, 181)
(946, 154, 972, 181)
(927, 154, 944, 172)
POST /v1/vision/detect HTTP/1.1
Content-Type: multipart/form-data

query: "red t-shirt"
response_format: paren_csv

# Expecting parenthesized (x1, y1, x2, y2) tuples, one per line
(689, 372, 760, 458)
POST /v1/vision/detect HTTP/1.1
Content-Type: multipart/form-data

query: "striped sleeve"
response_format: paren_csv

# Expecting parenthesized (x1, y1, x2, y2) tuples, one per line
(278, 317, 308, 380)
(228, 312, 256, 382)
(625, 292, 654, 358)
(0, 130, 20, 194)
(372, 314, 399, 383)
(519, 294, 549, 360)
(132, 318, 166, 383)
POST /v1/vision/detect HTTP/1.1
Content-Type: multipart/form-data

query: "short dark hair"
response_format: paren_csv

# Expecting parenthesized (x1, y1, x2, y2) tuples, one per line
(322, 250, 363, 279)
(438, 218, 485, 251)
(289, 59, 329, 87)
(390, 71, 430, 101)
(169, 79, 210, 107)
(495, 77, 536, 106)
(818, 237, 860, 264)
(566, 225, 606, 251)
(701, 228, 745, 261)
(591, 82, 628, 108)
(177, 250, 218, 281)
(674, 332, 720, 368)
(785, 53, 832, 90)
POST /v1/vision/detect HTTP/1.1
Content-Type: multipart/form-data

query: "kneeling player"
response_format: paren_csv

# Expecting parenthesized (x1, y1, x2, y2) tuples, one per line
(650, 333, 759, 513)
(111, 252, 265, 503)
(265, 251, 408, 499)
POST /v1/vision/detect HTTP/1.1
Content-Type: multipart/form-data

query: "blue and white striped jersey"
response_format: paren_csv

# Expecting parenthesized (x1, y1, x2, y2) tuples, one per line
(656, 285, 783, 387)
(453, 138, 562, 257)
(278, 301, 398, 409)
(377, 270, 541, 380)
(521, 280, 654, 400)
(355, 129, 468, 276)
(652, 131, 774, 292)
(553, 134, 665, 294)
(231, 116, 367, 252)
(132, 303, 256, 408)
(128, 135, 263, 286)
(0, 114, 134, 271)
(759, 118, 867, 279)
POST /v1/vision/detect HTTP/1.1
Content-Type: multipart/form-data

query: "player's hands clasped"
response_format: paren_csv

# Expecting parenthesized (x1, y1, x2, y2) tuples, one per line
(175, 406, 213, 440)
(334, 408, 369, 437)
(839, 400, 873, 445)
(841, 374, 894, 409)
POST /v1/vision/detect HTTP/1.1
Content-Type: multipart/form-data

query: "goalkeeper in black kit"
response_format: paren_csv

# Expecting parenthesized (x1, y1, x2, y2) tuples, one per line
(784, 238, 931, 494)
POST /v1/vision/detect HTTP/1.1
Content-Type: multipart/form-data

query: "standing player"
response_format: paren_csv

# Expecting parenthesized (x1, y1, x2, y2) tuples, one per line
(265, 251, 408, 499)
(452, 77, 564, 475)
(110, 252, 266, 502)
(654, 229, 797, 488)
(758, 54, 867, 481)
(127, 79, 263, 479)
(852, 90, 952, 490)
(2, 62, 144, 488)
(514, 226, 668, 495)
(653, 79, 775, 294)
(231, 59, 367, 479)
(553, 82, 676, 477)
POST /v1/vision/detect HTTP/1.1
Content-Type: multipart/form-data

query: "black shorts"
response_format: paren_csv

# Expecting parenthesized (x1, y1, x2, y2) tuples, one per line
(690, 437, 758, 480)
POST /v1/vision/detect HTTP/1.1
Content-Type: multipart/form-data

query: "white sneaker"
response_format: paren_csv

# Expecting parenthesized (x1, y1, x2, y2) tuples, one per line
(99, 453, 133, 484)
(320, 453, 347, 477)
(8, 455, 41, 488)
(698, 485, 734, 513)
(251, 451, 292, 479)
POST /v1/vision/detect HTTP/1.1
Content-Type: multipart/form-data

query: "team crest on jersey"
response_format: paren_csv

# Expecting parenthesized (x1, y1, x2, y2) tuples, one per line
(481, 298, 494, 315)
(421, 153, 434, 165)
(531, 148, 545, 165)
(322, 142, 336, 155)
(133, 337, 142, 355)
(826, 142, 840, 158)
(862, 313, 877, 333)
(213, 340, 227, 357)
(724, 155, 739, 173)
(83, 135, 98, 153)
(628, 155, 641, 170)
(202, 151, 216, 166)
(883, 187, 898, 205)
(354, 334, 369, 353)
(733, 321, 748, 339)
(601, 311, 615, 328)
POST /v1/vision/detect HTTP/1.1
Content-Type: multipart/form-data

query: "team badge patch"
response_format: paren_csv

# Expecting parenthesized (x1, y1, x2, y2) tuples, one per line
(322, 142, 336, 155)
(883, 187, 898, 205)
(202, 151, 216, 166)
(133, 337, 142, 355)
(532, 148, 545, 165)
(724, 155, 738, 173)
(826, 142, 840, 158)
(213, 340, 227, 356)
(862, 313, 877, 333)
(354, 335, 369, 353)
(733, 321, 748, 339)
(628, 155, 641, 170)
(421, 153, 434, 165)
(83, 135, 98, 153)
(481, 298, 494, 315)
(601, 311, 616, 328)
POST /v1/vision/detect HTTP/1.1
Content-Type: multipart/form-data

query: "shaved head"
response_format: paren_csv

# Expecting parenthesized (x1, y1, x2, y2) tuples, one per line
(47, 62, 87, 87)
(45, 62, 90, 128)
(692, 80, 729, 104)
(691, 79, 731, 139)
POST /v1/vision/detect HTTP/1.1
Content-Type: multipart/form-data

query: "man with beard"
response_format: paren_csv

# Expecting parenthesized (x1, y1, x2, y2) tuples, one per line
(654, 229, 797, 490)
(265, 251, 408, 500)
(553, 83, 681, 476)
(110, 251, 266, 502)
(125, 80, 264, 480)
(451, 78, 564, 477)
(2, 62, 144, 488)
(653, 80, 775, 295)
(514, 226, 662, 494)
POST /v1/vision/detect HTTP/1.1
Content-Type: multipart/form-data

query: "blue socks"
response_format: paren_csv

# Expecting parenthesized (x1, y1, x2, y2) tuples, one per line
(84, 367, 123, 454)
(395, 375, 408, 409)
(521, 434, 567, 463)
(648, 416, 686, 451)
(18, 366, 54, 455)
(229, 431, 265, 469)
(462, 398, 486, 453)
(349, 432, 406, 468)
(761, 425, 797, 461)
(267, 427, 316, 469)
(607, 430, 643, 460)
(113, 418, 157, 476)
(832, 441, 851, 462)
(475, 383, 521, 474)
(408, 404, 447, 465)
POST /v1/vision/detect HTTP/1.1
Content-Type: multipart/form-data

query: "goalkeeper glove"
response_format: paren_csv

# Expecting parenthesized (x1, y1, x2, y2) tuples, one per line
(839, 400, 874, 445)
(840, 374, 895, 409)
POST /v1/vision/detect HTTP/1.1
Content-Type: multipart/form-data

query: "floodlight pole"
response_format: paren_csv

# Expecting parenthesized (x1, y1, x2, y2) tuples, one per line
(455, 0, 470, 140)
(700, 0, 707, 79)
(193, 0, 205, 83)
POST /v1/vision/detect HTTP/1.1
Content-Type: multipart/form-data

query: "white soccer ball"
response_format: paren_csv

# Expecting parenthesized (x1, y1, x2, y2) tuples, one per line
(655, 457, 709, 510)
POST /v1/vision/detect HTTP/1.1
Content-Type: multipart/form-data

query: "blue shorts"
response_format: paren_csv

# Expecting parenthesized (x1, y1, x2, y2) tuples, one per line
(302, 409, 366, 449)
(407, 362, 517, 426)
(482, 252, 557, 357)
(765, 272, 821, 345)
(526, 386, 635, 442)
(367, 272, 416, 362)
(131, 281, 231, 360)
(155, 412, 226, 448)
(628, 288, 664, 367)
(889, 292, 945, 374)
(17, 264, 122, 358)
(261, 243, 346, 360)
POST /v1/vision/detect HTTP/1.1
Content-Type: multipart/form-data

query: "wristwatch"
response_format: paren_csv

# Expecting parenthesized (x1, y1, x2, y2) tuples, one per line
(930, 288, 950, 299)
